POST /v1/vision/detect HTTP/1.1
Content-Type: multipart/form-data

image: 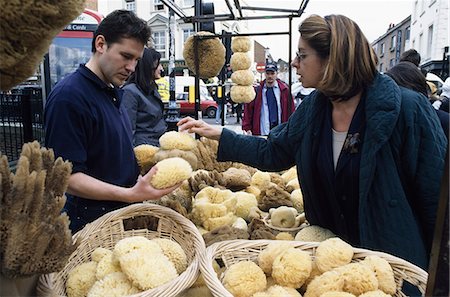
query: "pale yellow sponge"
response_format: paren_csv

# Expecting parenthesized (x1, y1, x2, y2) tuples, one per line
(245, 186, 261, 201)
(113, 236, 162, 259)
(251, 171, 271, 190)
(230, 52, 252, 71)
(203, 212, 236, 231)
(294, 225, 335, 242)
(151, 157, 193, 189)
(319, 292, 356, 297)
(286, 178, 300, 192)
(276, 232, 294, 241)
(231, 70, 254, 86)
(359, 290, 392, 297)
(119, 249, 178, 290)
(362, 256, 396, 295)
(304, 270, 345, 297)
(290, 189, 304, 213)
(153, 238, 188, 274)
(335, 262, 379, 296)
(134, 144, 159, 171)
(223, 261, 267, 297)
(234, 191, 258, 221)
(258, 241, 292, 275)
(231, 85, 256, 103)
(315, 238, 354, 273)
(96, 253, 121, 280)
(231, 36, 252, 52)
(87, 272, 140, 297)
(159, 131, 197, 151)
(267, 285, 302, 297)
(281, 167, 297, 184)
(66, 261, 98, 297)
(91, 247, 112, 262)
(272, 248, 312, 288)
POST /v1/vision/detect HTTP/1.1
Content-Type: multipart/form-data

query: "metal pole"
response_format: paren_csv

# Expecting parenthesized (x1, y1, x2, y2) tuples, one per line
(288, 15, 293, 114)
(165, 8, 180, 131)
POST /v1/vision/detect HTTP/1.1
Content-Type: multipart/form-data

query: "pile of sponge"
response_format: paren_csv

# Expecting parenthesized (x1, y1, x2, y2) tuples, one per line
(229, 37, 256, 103)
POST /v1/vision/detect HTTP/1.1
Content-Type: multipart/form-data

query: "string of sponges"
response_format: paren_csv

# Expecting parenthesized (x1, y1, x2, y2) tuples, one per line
(183, 31, 226, 79)
(230, 37, 255, 104)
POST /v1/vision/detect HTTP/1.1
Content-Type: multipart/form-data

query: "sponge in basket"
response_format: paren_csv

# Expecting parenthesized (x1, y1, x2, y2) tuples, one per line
(151, 157, 193, 189)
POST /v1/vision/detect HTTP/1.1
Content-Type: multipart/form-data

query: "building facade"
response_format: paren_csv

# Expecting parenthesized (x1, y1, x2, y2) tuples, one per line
(97, 0, 251, 76)
(409, 0, 449, 78)
(371, 16, 411, 73)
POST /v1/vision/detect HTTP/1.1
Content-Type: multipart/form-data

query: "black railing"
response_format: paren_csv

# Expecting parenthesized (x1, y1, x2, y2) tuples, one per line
(0, 87, 44, 164)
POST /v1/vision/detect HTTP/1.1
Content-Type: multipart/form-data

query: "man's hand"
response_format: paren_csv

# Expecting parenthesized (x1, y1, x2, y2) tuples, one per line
(243, 130, 252, 135)
(177, 117, 223, 141)
(127, 166, 181, 202)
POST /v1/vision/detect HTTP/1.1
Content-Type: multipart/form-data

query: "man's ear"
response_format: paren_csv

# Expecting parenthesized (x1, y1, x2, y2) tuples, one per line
(94, 35, 107, 53)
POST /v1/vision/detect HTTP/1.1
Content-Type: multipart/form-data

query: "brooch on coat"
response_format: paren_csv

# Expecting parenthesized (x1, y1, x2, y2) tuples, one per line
(343, 132, 361, 154)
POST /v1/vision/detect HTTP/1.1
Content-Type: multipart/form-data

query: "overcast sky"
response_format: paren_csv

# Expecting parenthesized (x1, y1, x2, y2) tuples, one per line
(242, 0, 414, 61)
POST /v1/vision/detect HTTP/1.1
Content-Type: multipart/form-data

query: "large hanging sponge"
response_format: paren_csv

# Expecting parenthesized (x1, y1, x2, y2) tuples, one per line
(231, 37, 252, 52)
(1, 0, 85, 90)
(230, 85, 255, 103)
(183, 31, 225, 79)
(150, 157, 193, 189)
(230, 52, 252, 71)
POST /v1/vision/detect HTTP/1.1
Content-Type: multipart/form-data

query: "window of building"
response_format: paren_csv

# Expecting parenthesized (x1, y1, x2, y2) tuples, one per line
(183, 0, 195, 7)
(405, 26, 411, 42)
(413, 1, 418, 20)
(154, 0, 164, 11)
(153, 31, 166, 58)
(125, 0, 135, 12)
(390, 35, 397, 51)
(389, 58, 395, 67)
(183, 29, 193, 42)
(427, 25, 433, 58)
(380, 43, 385, 56)
(429, 0, 437, 6)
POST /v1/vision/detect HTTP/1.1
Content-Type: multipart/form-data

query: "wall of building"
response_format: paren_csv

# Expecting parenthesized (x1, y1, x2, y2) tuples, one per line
(410, 0, 448, 75)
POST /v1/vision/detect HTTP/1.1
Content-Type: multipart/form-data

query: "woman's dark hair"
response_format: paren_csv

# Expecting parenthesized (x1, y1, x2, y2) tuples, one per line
(385, 61, 428, 97)
(92, 10, 151, 52)
(125, 48, 161, 95)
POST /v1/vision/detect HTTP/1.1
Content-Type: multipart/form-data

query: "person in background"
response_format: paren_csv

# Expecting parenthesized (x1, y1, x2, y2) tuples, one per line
(212, 87, 227, 124)
(156, 76, 170, 102)
(434, 77, 450, 113)
(44, 10, 179, 233)
(400, 49, 421, 67)
(178, 14, 446, 273)
(242, 63, 295, 135)
(386, 61, 448, 139)
(122, 47, 167, 146)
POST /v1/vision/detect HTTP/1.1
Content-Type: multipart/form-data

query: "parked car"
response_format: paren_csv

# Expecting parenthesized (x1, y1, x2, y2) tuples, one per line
(175, 93, 217, 118)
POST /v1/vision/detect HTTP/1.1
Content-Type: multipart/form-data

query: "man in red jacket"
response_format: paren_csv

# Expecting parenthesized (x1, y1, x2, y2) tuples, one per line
(242, 63, 295, 136)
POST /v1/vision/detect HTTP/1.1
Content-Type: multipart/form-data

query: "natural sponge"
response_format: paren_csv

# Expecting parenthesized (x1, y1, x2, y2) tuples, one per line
(315, 238, 353, 273)
(231, 70, 254, 86)
(66, 261, 98, 297)
(151, 157, 193, 189)
(362, 256, 396, 295)
(159, 131, 197, 151)
(153, 238, 188, 274)
(230, 52, 252, 71)
(272, 248, 312, 288)
(230, 85, 256, 103)
(183, 31, 225, 79)
(231, 36, 251, 52)
(223, 261, 267, 297)
(258, 241, 292, 275)
(87, 272, 140, 297)
(134, 144, 159, 173)
(294, 225, 335, 242)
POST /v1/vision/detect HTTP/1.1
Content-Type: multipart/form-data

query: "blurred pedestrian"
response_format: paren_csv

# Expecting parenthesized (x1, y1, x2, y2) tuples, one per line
(122, 47, 167, 146)
(242, 63, 295, 135)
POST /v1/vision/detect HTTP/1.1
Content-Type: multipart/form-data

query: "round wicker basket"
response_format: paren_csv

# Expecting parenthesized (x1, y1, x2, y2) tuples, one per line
(37, 203, 206, 297)
(200, 239, 428, 297)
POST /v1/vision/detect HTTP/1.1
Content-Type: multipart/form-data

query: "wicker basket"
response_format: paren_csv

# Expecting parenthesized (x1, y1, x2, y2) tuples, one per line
(37, 203, 206, 297)
(200, 239, 428, 297)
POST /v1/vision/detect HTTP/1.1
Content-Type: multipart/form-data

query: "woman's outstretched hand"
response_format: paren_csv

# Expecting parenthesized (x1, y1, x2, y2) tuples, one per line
(177, 117, 222, 141)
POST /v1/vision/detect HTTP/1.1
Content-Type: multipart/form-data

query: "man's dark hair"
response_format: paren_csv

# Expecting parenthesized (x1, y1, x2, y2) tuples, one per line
(386, 61, 428, 97)
(91, 10, 151, 52)
(400, 49, 421, 67)
(125, 48, 161, 95)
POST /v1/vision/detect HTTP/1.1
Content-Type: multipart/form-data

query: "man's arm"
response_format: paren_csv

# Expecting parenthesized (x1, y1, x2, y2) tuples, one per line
(67, 166, 180, 203)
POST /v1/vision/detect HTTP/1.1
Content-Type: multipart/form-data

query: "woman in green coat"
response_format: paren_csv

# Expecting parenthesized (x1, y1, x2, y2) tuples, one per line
(178, 14, 446, 270)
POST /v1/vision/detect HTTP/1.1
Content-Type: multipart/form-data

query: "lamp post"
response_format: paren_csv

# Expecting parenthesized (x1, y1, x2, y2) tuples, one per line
(165, 7, 180, 131)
